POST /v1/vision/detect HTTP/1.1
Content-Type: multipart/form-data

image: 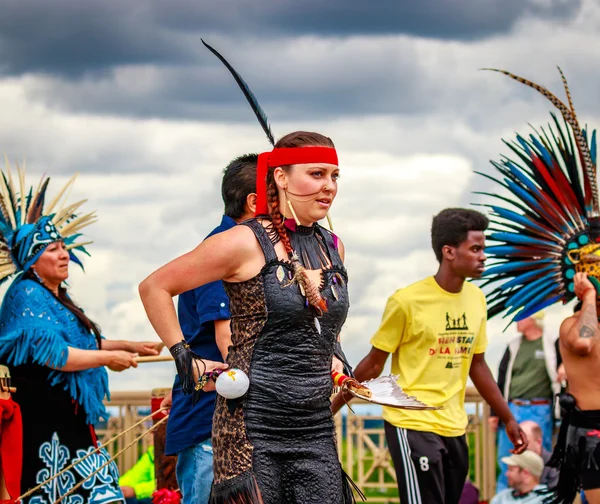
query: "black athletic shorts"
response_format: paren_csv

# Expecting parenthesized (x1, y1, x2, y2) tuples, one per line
(384, 421, 469, 504)
(566, 423, 600, 491)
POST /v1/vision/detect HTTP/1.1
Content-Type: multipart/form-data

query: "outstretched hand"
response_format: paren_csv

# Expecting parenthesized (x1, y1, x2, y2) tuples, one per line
(505, 419, 528, 454)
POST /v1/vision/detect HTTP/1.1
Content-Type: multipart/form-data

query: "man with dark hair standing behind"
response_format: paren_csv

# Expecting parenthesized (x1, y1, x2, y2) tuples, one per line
(160, 154, 257, 504)
(332, 207, 527, 504)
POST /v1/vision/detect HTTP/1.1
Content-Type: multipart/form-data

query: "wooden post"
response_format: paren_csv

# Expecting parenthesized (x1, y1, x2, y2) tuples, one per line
(151, 388, 178, 490)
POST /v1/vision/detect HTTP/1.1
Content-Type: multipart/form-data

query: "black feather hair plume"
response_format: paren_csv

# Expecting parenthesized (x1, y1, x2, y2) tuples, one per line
(202, 39, 275, 146)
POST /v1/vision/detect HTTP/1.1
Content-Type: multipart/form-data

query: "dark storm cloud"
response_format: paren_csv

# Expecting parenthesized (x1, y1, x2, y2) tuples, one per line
(0, 0, 591, 132)
(0, 0, 581, 77)
(0, 2, 192, 77)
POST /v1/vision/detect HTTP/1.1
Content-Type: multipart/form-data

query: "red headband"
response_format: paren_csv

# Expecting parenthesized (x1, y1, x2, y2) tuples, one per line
(255, 146, 338, 216)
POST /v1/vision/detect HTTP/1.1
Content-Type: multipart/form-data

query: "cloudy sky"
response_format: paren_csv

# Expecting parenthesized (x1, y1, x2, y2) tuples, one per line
(1, 0, 595, 394)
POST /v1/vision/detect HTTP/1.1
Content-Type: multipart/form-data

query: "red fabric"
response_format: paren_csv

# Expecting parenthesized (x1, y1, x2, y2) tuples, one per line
(255, 147, 338, 216)
(0, 398, 22, 500)
(152, 488, 181, 504)
(151, 397, 168, 420)
(89, 424, 99, 448)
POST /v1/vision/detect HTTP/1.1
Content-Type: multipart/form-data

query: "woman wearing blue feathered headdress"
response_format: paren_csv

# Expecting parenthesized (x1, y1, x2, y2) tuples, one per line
(0, 165, 161, 504)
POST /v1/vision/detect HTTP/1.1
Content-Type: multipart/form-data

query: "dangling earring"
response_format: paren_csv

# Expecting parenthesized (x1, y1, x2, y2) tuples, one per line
(281, 189, 288, 219)
(31, 267, 44, 285)
(284, 189, 301, 226)
(326, 213, 334, 232)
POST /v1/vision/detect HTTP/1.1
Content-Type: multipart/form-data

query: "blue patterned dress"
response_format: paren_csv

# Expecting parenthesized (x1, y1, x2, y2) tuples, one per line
(0, 277, 124, 504)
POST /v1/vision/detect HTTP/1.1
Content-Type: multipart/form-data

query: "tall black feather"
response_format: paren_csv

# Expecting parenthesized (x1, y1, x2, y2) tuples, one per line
(202, 39, 275, 146)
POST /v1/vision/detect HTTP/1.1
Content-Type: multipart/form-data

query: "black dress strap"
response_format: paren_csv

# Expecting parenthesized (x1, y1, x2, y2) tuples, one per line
(242, 219, 278, 263)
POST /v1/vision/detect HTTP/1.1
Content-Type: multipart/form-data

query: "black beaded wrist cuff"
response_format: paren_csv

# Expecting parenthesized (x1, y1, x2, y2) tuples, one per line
(169, 341, 189, 357)
(169, 340, 206, 402)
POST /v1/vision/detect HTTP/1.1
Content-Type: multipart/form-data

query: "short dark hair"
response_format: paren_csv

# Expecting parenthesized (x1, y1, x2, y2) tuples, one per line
(222, 154, 258, 219)
(431, 208, 489, 263)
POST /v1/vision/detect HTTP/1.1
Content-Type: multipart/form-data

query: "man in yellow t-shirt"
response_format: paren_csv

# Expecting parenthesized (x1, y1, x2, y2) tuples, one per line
(332, 208, 528, 504)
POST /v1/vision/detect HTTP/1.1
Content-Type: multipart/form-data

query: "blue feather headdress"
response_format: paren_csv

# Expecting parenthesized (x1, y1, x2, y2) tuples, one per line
(479, 68, 598, 322)
(0, 160, 96, 283)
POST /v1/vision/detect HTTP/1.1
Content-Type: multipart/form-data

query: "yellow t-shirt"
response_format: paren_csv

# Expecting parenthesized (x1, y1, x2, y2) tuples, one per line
(370, 276, 487, 437)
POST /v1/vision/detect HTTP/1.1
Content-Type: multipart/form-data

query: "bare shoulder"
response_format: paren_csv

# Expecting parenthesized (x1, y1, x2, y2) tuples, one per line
(203, 224, 259, 252)
(192, 224, 264, 278)
(210, 223, 265, 282)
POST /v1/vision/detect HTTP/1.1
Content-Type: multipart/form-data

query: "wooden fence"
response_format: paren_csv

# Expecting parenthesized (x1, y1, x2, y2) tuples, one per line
(101, 387, 496, 502)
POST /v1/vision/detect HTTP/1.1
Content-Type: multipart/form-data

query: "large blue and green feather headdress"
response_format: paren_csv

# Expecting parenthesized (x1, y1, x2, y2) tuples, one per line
(0, 161, 96, 283)
(478, 68, 598, 322)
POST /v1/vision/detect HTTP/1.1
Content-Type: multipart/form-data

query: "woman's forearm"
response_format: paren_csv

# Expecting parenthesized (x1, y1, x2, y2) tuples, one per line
(101, 339, 130, 351)
(138, 282, 185, 349)
(58, 347, 111, 372)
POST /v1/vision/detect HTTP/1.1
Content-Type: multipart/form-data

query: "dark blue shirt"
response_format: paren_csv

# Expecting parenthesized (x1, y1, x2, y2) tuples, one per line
(165, 215, 236, 455)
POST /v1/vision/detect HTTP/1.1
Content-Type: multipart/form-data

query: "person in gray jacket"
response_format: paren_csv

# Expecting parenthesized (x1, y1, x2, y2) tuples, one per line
(488, 311, 564, 492)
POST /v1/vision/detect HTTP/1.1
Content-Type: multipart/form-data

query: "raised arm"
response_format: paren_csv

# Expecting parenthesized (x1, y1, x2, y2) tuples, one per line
(562, 272, 599, 357)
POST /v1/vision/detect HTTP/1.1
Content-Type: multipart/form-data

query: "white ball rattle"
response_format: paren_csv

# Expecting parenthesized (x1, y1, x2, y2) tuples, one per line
(215, 368, 250, 399)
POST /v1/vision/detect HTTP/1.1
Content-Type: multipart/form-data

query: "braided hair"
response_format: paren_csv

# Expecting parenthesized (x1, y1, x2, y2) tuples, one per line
(267, 131, 335, 314)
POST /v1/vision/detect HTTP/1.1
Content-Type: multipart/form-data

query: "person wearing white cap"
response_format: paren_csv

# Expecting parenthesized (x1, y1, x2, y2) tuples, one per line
(491, 450, 550, 503)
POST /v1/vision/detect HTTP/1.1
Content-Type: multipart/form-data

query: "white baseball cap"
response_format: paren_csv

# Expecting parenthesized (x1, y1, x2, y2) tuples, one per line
(501, 450, 544, 478)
